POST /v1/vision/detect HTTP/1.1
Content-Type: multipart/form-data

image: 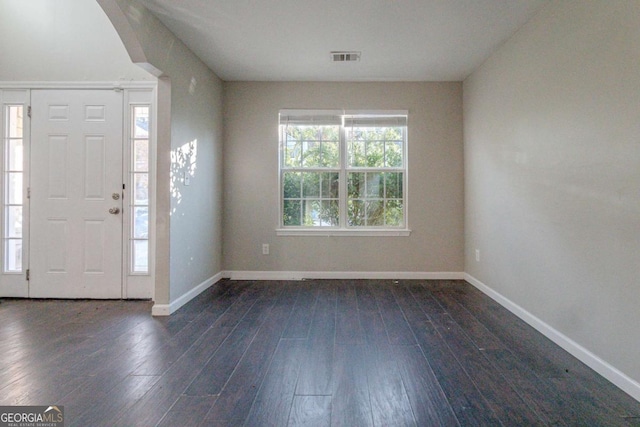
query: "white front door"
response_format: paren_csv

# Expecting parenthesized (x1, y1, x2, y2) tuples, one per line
(29, 90, 123, 298)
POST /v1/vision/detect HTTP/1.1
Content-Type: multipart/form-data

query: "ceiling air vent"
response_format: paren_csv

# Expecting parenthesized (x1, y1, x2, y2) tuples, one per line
(331, 51, 361, 62)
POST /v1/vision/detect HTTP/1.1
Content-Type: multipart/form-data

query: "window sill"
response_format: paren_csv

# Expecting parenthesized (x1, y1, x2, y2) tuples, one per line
(275, 228, 411, 237)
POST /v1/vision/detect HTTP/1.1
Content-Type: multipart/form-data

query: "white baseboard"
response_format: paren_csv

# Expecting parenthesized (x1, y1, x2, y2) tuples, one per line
(223, 270, 465, 281)
(149, 270, 461, 314)
(150, 303, 171, 316)
(464, 273, 640, 403)
(152, 271, 224, 316)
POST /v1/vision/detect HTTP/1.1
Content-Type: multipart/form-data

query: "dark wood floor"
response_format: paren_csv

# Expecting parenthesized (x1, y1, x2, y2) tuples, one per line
(1, 280, 639, 426)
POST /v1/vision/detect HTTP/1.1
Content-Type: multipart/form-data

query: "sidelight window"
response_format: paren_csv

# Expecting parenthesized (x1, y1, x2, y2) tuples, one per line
(129, 105, 150, 273)
(3, 105, 24, 273)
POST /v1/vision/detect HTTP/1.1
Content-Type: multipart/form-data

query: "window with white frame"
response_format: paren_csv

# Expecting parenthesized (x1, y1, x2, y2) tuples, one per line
(3, 105, 24, 272)
(279, 110, 407, 232)
(130, 105, 150, 273)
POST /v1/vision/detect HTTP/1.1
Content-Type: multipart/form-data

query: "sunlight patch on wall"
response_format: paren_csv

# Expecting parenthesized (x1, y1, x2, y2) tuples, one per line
(170, 138, 197, 215)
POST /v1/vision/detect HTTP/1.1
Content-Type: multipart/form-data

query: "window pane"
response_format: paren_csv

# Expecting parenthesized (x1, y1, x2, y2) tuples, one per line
(365, 140, 385, 167)
(347, 199, 365, 226)
(347, 126, 404, 168)
(384, 172, 403, 199)
(321, 140, 339, 167)
(132, 240, 148, 273)
(5, 239, 22, 272)
(385, 140, 403, 167)
(283, 172, 301, 198)
(133, 207, 148, 238)
(303, 199, 321, 226)
(302, 140, 321, 167)
(348, 172, 365, 198)
(286, 125, 340, 169)
(348, 140, 366, 167)
(302, 172, 320, 198)
(134, 139, 149, 171)
(299, 125, 319, 141)
(302, 199, 339, 227)
(320, 200, 339, 226)
(133, 107, 149, 138)
(6, 206, 22, 238)
(283, 200, 301, 225)
(320, 125, 339, 141)
(389, 126, 403, 139)
(345, 127, 362, 142)
(7, 106, 23, 138)
(366, 201, 384, 226)
(385, 200, 403, 226)
(321, 172, 339, 198)
(366, 173, 383, 198)
(6, 172, 22, 204)
(284, 135, 301, 167)
(359, 128, 378, 140)
(134, 173, 149, 204)
(7, 139, 23, 171)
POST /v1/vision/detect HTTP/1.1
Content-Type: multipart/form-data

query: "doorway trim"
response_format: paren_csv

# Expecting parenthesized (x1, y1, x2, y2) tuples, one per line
(0, 81, 157, 299)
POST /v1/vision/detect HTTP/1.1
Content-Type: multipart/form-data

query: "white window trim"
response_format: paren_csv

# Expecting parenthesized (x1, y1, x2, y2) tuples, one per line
(278, 109, 410, 236)
(275, 228, 411, 237)
(122, 88, 156, 299)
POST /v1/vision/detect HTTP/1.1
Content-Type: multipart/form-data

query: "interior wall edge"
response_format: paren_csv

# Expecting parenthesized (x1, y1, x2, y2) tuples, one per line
(152, 271, 224, 316)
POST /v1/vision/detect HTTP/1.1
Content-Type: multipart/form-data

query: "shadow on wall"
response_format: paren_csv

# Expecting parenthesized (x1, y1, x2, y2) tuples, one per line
(170, 138, 198, 215)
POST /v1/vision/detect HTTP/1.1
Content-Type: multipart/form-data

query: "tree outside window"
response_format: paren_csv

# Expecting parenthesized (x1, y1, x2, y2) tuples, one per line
(280, 110, 407, 231)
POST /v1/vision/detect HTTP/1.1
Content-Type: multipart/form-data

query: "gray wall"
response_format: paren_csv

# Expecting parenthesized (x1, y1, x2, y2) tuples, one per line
(223, 82, 464, 273)
(0, 0, 151, 82)
(166, 52, 224, 301)
(101, 0, 224, 306)
(464, 0, 640, 384)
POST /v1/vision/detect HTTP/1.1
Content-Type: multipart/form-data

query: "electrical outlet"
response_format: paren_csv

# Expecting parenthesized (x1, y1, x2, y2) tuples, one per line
(475, 249, 480, 262)
(184, 171, 190, 186)
(262, 243, 269, 255)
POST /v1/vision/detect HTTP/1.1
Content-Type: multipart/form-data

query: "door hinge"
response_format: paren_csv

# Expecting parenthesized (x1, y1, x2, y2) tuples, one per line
(27, 187, 31, 199)
(27, 106, 32, 118)
(26, 269, 30, 281)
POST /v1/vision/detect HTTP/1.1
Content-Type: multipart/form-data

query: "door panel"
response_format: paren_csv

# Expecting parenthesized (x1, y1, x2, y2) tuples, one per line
(30, 90, 123, 298)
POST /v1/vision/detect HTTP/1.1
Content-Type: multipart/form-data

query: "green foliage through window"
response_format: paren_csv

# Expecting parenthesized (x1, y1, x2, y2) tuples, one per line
(280, 111, 407, 229)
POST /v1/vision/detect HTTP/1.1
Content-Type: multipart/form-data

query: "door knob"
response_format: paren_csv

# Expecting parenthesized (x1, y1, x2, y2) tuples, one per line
(109, 207, 120, 215)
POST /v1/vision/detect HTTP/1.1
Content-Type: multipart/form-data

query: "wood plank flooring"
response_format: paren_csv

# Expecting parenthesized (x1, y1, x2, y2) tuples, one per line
(1, 279, 639, 426)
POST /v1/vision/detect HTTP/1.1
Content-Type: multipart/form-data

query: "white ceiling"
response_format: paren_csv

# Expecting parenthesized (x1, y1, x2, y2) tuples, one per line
(138, 0, 548, 82)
